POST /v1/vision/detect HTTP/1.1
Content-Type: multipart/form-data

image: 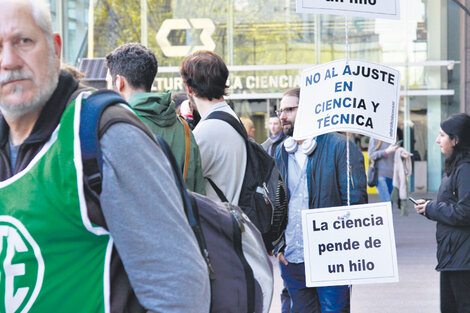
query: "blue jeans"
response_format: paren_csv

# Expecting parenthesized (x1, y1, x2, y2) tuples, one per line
(376, 176, 393, 203)
(280, 262, 350, 313)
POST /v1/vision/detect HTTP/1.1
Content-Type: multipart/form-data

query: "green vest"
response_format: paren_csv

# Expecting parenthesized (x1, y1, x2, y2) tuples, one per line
(0, 93, 111, 312)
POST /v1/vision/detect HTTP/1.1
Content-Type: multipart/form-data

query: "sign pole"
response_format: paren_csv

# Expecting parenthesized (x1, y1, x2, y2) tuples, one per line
(345, 15, 351, 207)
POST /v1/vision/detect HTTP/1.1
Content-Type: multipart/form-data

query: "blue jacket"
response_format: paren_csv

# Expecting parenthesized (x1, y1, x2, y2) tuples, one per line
(275, 132, 368, 209)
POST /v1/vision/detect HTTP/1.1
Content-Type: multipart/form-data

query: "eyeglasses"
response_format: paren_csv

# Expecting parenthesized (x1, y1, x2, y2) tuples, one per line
(276, 106, 298, 116)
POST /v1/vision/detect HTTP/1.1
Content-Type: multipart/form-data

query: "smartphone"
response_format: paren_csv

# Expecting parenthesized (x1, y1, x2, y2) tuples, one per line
(397, 139, 403, 145)
(408, 197, 418, 205)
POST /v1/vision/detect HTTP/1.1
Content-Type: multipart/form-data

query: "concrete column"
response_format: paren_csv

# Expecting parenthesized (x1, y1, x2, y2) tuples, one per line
(426, 0, 447, 191)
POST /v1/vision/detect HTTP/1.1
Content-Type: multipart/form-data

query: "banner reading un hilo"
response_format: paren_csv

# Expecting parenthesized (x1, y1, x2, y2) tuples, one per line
(302, 202, 399, 287)
(293, 59, 400, 143)
(296, 0, 400, 20)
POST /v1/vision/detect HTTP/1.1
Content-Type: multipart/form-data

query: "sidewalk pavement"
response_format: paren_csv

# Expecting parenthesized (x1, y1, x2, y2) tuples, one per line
(269, 192, 440, 313)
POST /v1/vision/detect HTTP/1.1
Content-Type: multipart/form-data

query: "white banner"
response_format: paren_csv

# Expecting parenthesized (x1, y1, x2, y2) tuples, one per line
(296, 0, 400, 20)
(293, 59, 400, 143)
(302, 202, 398, 287)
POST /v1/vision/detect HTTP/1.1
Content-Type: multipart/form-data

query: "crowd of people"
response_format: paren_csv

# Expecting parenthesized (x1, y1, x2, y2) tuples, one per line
(1, 0, 470, 312)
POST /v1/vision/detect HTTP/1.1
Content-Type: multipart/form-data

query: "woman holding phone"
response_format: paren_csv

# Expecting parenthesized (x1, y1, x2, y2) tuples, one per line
(414, 113, 470, 312)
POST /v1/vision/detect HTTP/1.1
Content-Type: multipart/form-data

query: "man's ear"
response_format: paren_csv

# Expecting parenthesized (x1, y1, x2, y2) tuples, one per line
(185, 84, 193, 95)
(115, 75, 127, 92)
(52, 33, 62, 67)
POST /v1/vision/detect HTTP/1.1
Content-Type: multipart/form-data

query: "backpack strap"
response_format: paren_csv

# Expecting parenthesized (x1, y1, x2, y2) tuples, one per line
(207, 178, 229, 203)
(154, 135, 214, 279)
(80, 89, 129, 195)
(179, 116, 191, 181)
(206, 110, 249, 141)
(205, 111, 248, 203)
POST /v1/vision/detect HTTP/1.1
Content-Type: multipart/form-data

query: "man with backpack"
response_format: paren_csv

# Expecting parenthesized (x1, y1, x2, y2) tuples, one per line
(0, 0, 210, 311)
(180, 50, 247, 205)
(274, 88, 368, 312)
(105, 43, 205, 194)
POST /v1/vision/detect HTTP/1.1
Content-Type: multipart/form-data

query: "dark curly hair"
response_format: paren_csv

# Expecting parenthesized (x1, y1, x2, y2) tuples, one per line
(179, 50, 229, 101)
(105, 43, 158, 92)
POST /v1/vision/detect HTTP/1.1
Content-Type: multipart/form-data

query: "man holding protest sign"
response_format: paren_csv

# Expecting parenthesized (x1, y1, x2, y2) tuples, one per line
(274, 88, 367, 312)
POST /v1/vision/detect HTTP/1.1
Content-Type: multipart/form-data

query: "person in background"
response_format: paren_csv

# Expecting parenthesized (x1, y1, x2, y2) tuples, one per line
(171, 90, 187, 116)
(262, 114, 286, 157)
(180, 50, 247, 205)
(368, 128, 410, 202)
(171, 91, 201, 129)
(414, 113, 470, 313)
(0, 1, 210, 312)
(274, 88, 367, 312)
(241, 116, 256, 139)
(106, 43, 205, 194)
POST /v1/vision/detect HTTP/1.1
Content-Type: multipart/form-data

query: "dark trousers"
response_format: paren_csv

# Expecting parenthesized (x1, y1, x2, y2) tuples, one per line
(280, 262, 350, 313)
(280, 261, 292, 313)
(441, 271, 470, 313)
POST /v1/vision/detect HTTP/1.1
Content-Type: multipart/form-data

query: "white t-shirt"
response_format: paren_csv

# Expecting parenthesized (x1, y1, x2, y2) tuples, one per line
(193, 101, 247, 205)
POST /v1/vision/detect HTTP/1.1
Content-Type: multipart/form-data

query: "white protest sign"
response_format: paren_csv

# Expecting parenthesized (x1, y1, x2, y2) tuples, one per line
(296, 0, 400, 20)
(302, 202, 398, 287)
(293, 59, 400, 143)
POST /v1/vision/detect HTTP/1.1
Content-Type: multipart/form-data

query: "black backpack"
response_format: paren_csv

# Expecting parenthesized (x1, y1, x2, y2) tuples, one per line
(79, 90, 274, 313)
(206, 111, 288, 252)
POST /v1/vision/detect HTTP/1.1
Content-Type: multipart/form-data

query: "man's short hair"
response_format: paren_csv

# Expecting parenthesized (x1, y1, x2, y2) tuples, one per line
(171, 91, 188, 109)
(106, 43, 158, 92)
(180, 50, 229, 101)
(283, 88, 300, 99)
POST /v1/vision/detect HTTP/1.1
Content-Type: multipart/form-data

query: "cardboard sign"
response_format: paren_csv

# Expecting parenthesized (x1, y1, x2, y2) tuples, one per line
(302, 202, 398, 287)
(296, 0, 400, 20)
(293, 59, 400, 143)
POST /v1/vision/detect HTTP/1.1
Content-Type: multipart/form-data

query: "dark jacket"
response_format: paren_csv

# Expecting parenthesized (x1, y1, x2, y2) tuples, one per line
(262, 132, 286, 157)
(0, 70, 80, 178)
(275, 132, 368, 209)
(426, 157, 470, 271)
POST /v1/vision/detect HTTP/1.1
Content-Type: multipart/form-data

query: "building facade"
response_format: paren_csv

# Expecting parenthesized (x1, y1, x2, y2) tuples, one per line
(48, 0, 468, 192)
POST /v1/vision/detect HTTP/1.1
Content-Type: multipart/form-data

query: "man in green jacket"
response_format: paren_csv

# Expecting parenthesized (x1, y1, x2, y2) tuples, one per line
(105, 43, 205, 194)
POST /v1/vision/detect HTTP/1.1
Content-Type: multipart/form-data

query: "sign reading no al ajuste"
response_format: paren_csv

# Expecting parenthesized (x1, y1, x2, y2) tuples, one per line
(293, 59, 400, 143)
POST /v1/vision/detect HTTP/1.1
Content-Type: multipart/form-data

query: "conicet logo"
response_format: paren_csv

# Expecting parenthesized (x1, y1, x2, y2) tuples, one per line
(156, 18, 216, 57)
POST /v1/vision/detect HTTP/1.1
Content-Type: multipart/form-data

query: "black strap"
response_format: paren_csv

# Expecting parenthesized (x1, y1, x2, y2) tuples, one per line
(206, 111, 249, 142)
(207, 178, 229, 203)
(154, 136, 214, 279)
(205, 111, 248, 203)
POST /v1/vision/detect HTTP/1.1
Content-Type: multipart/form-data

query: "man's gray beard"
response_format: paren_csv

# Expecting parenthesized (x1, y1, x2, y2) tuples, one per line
(0, 58, 59, 121)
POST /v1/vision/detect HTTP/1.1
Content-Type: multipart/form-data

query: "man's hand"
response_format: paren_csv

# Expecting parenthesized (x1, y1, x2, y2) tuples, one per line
(277, 252, 288, 266)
